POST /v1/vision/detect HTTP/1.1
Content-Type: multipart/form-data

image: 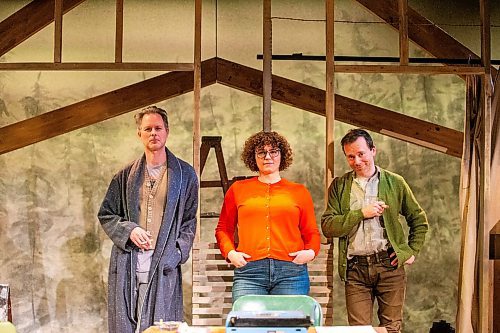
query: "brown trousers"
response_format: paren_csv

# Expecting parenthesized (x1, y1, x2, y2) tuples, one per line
(345, 253, 407, 333)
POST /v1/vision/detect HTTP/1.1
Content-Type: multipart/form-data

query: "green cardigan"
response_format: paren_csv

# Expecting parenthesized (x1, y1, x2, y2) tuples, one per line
(321, 168, 429, 281)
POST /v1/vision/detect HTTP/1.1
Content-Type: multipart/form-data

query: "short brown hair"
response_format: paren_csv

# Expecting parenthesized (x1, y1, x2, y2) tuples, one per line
(340, 128, 374, 154)
(241, 131, 293, 172)
(134, 106, 169, 130)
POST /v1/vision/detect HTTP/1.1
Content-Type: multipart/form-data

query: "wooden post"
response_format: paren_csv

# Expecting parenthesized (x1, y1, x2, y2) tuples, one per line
(479, 0, 493, 332)
(193, 0, 202, 241)
(54, 0, 63, 63)
(192, 0, 202, 323)
(262, 0, 272, 132)
(115, 0, 124, 63)
(325, 0, 335, 197)
(398, 0, 409, 66)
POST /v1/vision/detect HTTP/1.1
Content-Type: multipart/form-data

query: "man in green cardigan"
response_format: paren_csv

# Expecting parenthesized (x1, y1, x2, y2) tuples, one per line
(321, 129, 428, 333)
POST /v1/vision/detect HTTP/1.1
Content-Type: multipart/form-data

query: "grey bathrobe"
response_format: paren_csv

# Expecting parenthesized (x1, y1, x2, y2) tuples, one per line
(98, 148, 198, 333)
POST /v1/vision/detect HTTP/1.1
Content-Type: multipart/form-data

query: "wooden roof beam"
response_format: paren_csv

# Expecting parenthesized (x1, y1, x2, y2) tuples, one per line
(0, 57, 463, 158)
(0, 58, 217, 155)
(216, 58, 463, 158)
(0, 0, 87, 57)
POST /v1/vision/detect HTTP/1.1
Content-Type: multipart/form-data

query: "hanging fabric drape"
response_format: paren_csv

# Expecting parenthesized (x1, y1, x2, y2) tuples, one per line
(490, 73, 500, 233)
(457, 72, 499, 333)
(490, 73, 500, 332)
(457, 75, 481, 333)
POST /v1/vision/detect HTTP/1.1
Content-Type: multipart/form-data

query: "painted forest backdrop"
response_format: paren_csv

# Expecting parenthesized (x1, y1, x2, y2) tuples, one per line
(1, 0, 497, 332)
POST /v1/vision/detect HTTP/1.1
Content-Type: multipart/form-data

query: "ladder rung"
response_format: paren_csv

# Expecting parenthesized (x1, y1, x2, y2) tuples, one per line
(200, 180, 223, 188)
(200, 212, 220, 218)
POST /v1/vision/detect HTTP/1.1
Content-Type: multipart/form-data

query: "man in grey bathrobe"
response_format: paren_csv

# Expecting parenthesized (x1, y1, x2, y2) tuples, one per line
(98, 106, 198, 333)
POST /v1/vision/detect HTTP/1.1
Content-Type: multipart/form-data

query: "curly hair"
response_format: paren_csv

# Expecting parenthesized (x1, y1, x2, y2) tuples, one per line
(241, 131, 293, 172)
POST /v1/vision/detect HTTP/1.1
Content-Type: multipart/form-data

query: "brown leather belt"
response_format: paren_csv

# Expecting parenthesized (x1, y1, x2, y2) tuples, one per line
(349, 251, 390, 265)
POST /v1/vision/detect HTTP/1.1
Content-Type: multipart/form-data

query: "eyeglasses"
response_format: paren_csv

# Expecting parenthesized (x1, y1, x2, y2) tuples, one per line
(255, 148, 280, 159)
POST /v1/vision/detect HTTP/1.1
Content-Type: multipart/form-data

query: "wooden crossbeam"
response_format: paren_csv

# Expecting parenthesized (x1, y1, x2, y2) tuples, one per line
(0, 58, 217, 155)
(0, 63, 195, 71)
(216, 58, 463, 158)
(0, 0, 87, 57)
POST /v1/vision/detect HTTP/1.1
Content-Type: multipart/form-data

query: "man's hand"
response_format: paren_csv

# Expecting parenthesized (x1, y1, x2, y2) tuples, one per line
(289, 249, 315, 264)
(130, 227, 153, 250)
(227, 250, 251, 268)
(389, 252, 415, 266)
(362, 201, 389, 219)
(404, 255, 415, 265)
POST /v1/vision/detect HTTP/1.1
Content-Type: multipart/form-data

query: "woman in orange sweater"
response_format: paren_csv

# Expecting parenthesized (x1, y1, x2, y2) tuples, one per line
(215, 131, 321, 302)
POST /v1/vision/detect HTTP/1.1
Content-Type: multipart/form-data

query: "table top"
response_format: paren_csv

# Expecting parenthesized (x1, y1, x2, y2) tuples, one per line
(144, 326, 388, 333)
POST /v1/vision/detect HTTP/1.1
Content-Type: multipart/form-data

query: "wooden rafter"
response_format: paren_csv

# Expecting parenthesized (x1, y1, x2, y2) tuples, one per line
(354, 0, 497, 77)
(216, 58, 463, 158)
(0, 58, 464, 158)
(0, 0, 87, 57)
(0, 58, 217, 155)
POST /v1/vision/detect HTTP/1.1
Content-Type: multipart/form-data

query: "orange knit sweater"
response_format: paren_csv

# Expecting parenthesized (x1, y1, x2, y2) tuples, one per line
(215, 177, 321, 262)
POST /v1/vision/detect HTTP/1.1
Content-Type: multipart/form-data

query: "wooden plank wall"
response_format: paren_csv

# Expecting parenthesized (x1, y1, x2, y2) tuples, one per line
(192, 243, 334, 326)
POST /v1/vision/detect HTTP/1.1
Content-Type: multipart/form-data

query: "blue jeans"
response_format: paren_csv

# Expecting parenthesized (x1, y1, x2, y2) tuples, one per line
(232, 258, 310, 302)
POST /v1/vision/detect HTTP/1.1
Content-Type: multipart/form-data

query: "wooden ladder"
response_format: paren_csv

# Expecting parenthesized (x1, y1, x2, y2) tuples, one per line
(200, 136, 230, 196)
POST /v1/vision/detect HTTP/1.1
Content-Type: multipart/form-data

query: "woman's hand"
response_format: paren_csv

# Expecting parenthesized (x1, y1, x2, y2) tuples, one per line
(289, 249, 315, 264)
(227, 250, 251, 268)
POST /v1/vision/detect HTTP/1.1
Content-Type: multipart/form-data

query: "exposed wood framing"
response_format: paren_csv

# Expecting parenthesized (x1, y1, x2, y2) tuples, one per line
(54, 0, 63, 63)
(115, 0, 124, 63)
(0, 58, 217, 155)
(333, 64, 484, 75)
(193, 0, 202, 241)
(355, 0, 497, 78)
(0, 0, 192, 72)
(480, 0, 491, 73)
(479, 0, 493, 331)
(0, 62, 484, 75)
(0, 62, 194, 71)
(398, 0, 409, 66)
(493, 74, 500, 332)
(0, 58, 464, 158)
(0, 0, 87, 57)
(479, 73, 493, 333)
(262, 0, 272, 131)
(325, 0, 335, 191)
(216, 58, 463, 158)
